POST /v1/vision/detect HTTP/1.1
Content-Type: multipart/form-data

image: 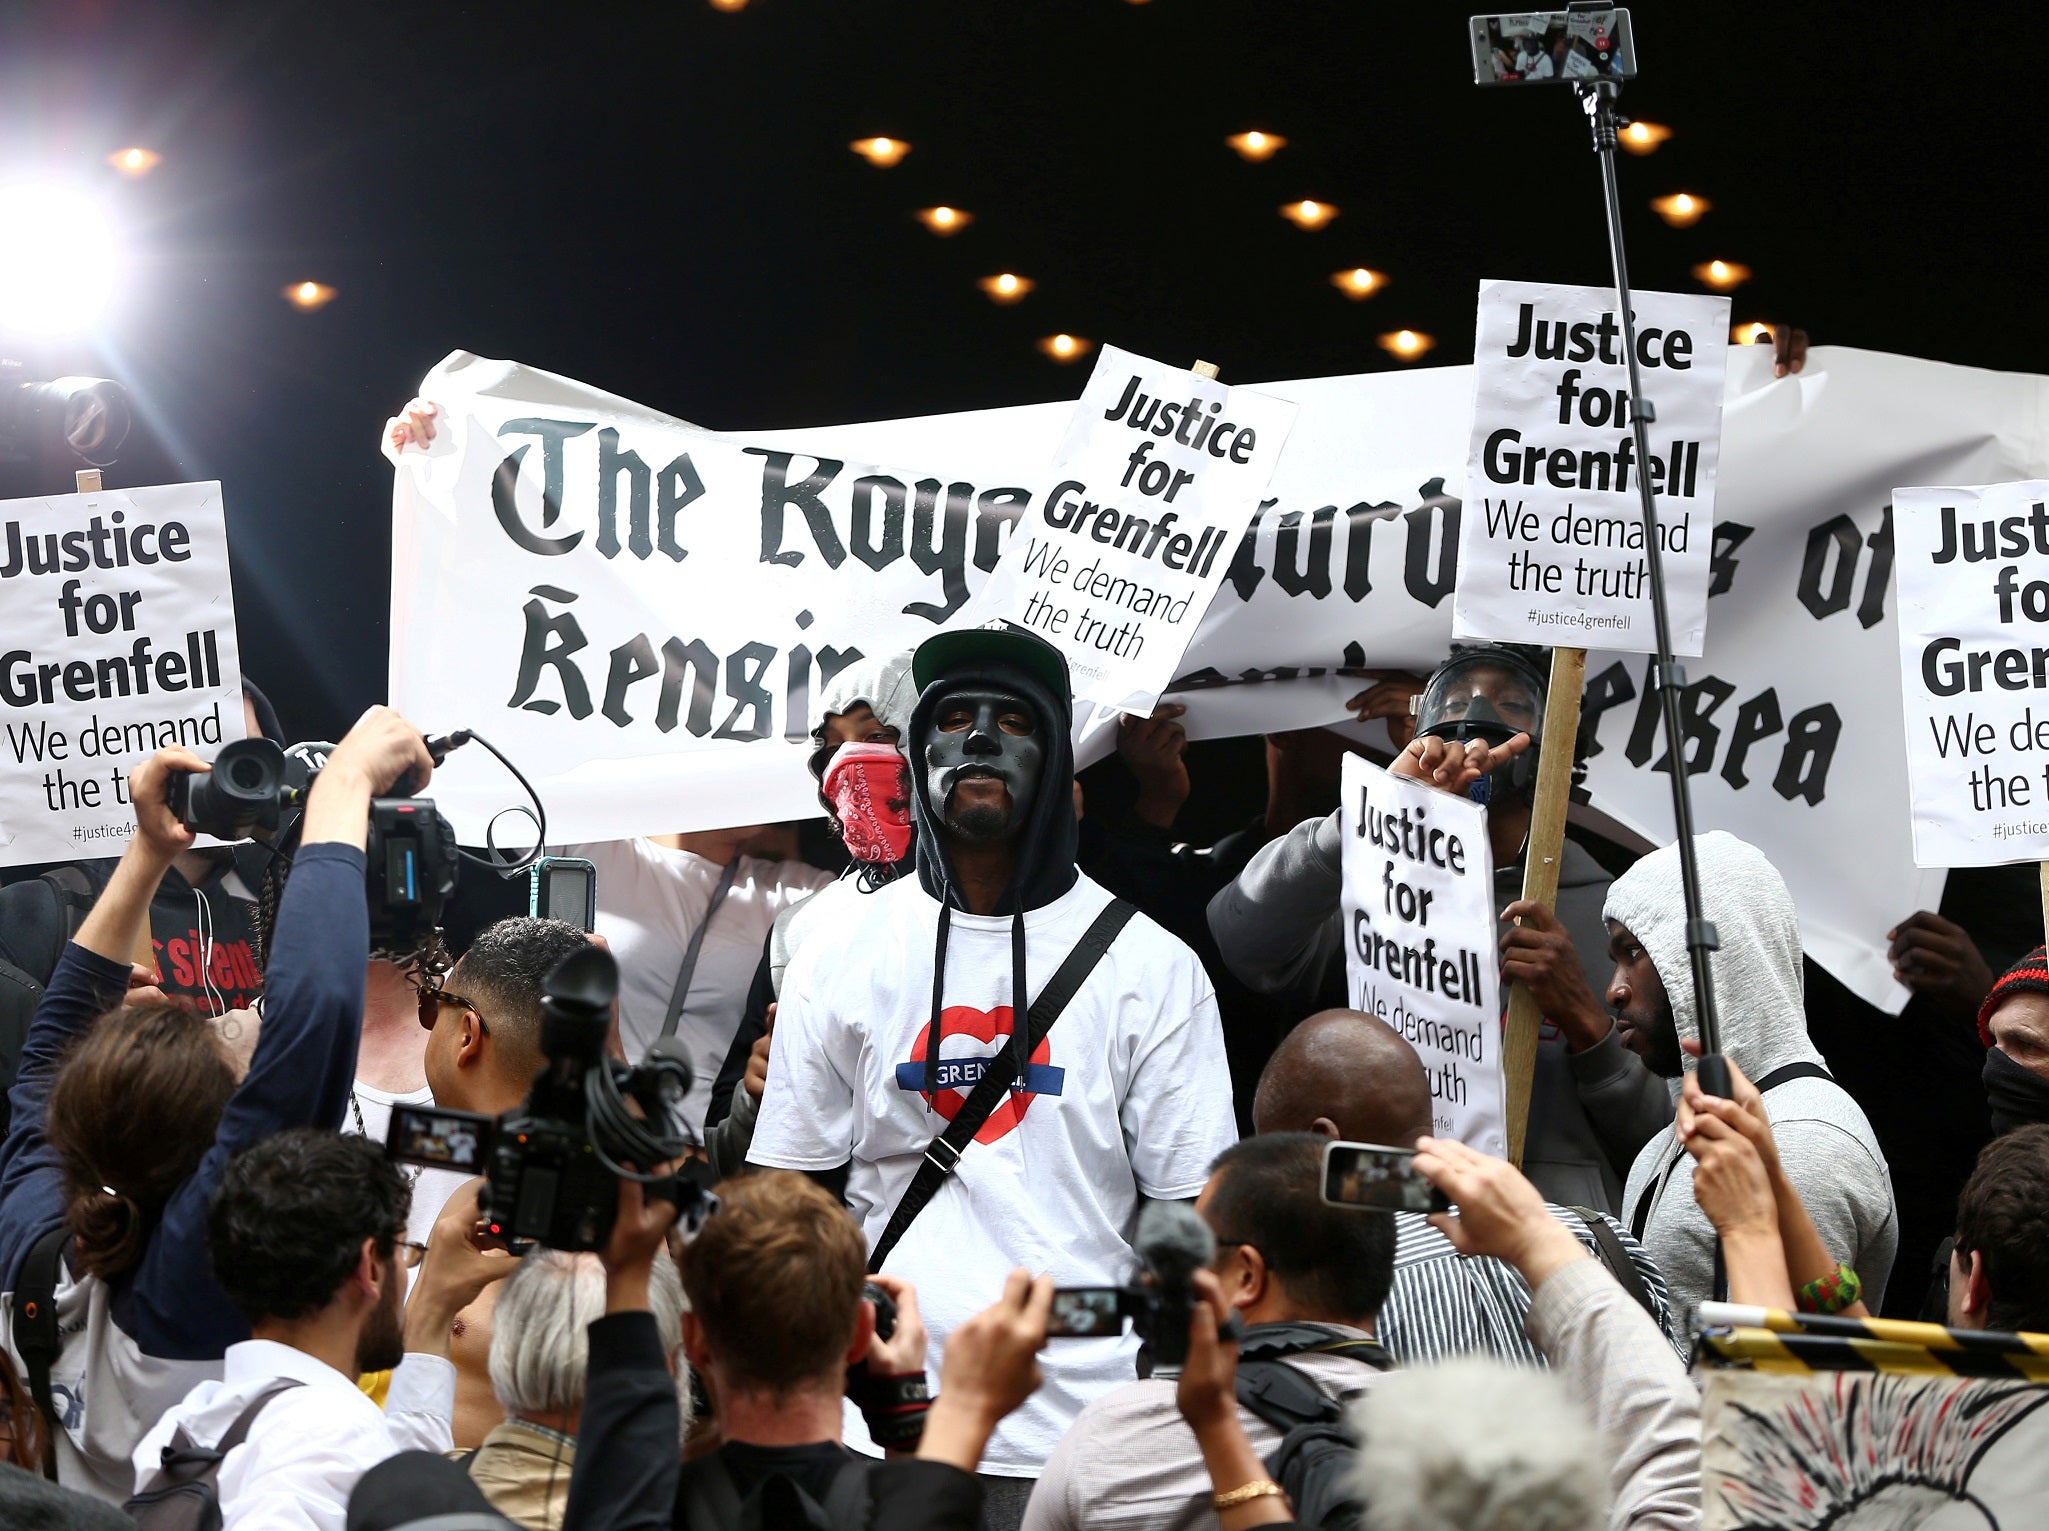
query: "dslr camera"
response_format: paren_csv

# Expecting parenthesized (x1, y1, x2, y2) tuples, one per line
(385, 944, 711, 1252)
(166, 734, 459, 955)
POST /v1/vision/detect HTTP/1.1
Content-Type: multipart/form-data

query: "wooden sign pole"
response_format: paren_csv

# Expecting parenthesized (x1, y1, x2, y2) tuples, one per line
(1503, 644, 1588, 1165)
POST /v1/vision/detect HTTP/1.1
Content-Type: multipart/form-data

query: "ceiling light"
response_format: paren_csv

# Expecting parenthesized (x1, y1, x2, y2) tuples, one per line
(1377, 329, 1434, 361)
(1227, 131, 1287, 162)
(1650, 192, 1709, 227)
(0, 184, 119, 334)
(1619, 121, 1671, 155)
(1330, 267, 1385, 299)
(283, 280, 337, 311)
(917, 205, 973, 235)
(1692, 259, 1751, 291)
(107, 147, 162, 178)
(850, 137, 910, 168)
(1281, 199, 1337, 230)
(978, 273, 1036, 304)
(1038, 333, 1091, 362)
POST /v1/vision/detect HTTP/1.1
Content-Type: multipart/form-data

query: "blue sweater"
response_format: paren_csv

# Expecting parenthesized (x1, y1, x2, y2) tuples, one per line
(0, 842, 368, 1359)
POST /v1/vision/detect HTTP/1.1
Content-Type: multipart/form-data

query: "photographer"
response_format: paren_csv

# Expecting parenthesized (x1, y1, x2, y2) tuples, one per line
(0, 706, 435, 1498)
(564, 1172, 1052, 1530)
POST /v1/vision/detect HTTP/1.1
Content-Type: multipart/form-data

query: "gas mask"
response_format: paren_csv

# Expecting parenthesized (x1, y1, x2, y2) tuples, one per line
(824, 741, 913, 865)
(1413, 650, 1546, 805)
(923, 687, 1044, 842)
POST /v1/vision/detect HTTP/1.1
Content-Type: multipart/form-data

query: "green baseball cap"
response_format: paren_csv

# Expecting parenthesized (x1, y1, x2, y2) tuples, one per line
(911, 620, 1071, 705)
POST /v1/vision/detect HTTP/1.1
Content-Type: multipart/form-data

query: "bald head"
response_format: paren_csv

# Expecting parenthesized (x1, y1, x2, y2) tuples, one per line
(1252, 1009, 1433, 1148)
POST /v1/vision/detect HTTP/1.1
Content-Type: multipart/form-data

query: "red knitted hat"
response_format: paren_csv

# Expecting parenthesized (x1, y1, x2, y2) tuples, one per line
(1978, 945, 2049, 1047)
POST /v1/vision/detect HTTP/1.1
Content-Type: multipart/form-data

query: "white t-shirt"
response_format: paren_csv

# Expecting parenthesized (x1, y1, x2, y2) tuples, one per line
(564, 839, 832, 1130)
(751, 870, 1237, 1476)
(345, 1082, 472, 1254)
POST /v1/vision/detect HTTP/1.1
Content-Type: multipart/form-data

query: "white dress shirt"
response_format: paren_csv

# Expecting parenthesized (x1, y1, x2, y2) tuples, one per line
(132, 1340, 456, 1531)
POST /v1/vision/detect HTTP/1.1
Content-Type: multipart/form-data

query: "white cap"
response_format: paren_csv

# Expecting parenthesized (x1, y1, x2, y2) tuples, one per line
(810, 649, 918, 738)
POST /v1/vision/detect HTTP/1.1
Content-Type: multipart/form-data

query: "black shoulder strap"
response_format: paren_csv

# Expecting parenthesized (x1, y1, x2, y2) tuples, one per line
(1234, 1357, 1344, 1434)
(867, 897, 1138, 1274)
(678, 1452, 747, 1529)
(663, 857, 742, 1042)
(11, 1224, 71, 1483)
(1566, 1206, 1660, 1321)
(38, 866, 102, 944)
(1753, 1060, 1832, 1092)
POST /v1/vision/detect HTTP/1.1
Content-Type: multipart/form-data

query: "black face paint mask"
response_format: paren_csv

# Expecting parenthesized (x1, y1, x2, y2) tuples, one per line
(923, 687, 1044, 842)
(1984, 1046, 2049, 1135)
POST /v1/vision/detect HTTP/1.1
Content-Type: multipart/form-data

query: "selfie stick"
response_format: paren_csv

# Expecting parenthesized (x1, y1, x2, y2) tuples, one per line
(1572, 68, 1730, 1098)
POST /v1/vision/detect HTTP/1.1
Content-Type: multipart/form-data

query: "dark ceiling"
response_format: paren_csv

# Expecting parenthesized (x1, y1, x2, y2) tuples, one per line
(3, 0, 2041, 740)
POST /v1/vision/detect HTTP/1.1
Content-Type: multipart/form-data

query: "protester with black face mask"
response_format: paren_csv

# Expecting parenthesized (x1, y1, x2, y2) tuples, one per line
(751, 622, 1236, 1529)
(1206, 644, 1670, 1214)
(1976, 948, 2049, 1134)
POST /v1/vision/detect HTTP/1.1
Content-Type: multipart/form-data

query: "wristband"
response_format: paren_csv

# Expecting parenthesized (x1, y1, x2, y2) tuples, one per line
(1213, 1479, 1288, 1511)
(848, 1368, 930, 1448)
(1796, 1263, 1862, 1315)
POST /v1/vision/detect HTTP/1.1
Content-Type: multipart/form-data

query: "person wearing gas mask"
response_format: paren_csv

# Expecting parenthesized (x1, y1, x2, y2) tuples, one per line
(1206, 644, 1670, 1214)
(750, 622, 1236, 1528)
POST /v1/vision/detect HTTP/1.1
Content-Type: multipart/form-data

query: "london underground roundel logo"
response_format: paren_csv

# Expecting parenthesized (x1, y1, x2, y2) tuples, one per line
(893, 1004, 1066, 1143)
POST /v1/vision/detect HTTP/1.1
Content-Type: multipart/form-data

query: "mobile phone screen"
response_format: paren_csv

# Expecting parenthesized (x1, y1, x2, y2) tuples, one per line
(1047, 1287, 1129, 1338)
(1470, 10, 1636, 86)
(387, 1104, 494, 1172)
(1321, 1141, 1451, 1214)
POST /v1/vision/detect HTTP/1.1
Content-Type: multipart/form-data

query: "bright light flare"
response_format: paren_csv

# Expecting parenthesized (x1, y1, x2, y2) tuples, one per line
(708, 0, 749, 11)
(1693, 259, 1751, 290)
(978, 273, 1035, 304)
(1378, 329, 1434, 361)
(917, 205, 972, 235)
(1619, 121, 1671, 155)
(1280, 199, 1337, 230)
(1650, 192, 1709, 227)
(1038, 333, 1091, 362)
(1330, 267, 1385, 299)
(283, 280, 338, 311)
(0, 185, 119, 335)
(1733, 321, 1778, 346)
(851, 137, 910, 168)
(107, 147, 162, 177)
(1227, 130, 1287, 162)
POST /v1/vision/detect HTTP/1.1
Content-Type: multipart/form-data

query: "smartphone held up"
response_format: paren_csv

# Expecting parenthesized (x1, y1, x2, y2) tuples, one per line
(1320, 1141, 1451, 1215)
(1471, 9, 1636, 86)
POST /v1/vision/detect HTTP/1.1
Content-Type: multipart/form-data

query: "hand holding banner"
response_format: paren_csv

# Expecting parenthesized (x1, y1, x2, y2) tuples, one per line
(1339, 751, 1505, 1155)
(970, 345, 1296, 715)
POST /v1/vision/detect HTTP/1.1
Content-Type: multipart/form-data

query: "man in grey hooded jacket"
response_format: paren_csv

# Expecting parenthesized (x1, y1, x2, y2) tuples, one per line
(1610, 830, 1898, 1317)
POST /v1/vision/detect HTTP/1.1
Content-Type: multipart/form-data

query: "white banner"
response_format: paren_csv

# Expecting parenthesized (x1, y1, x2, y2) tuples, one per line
(0, 481, 245, 865)
(1456, 279, 1728, 655)
(389, 345, 2049, 1014)
(1338, 753, 1505, 1153)
(1894, 480, 2049, 867)
(969, 346, 1294, 714)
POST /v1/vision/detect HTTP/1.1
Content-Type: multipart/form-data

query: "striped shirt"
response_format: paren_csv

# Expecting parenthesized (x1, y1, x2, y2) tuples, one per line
(1379, 1203, 1684, 1366)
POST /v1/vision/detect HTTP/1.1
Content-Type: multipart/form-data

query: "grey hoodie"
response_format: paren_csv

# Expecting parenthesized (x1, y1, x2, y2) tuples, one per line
(1611, 831, 1898, 1318)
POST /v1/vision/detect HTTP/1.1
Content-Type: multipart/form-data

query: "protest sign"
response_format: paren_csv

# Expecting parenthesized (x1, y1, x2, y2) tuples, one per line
(968, 346, 1295, 714)
(391, 345, 2049, 1015)
(0, 481, 244, 866)
(1894, 481, 2049, 868)
(1454, 279, 1729, 655)
(1337, 752, 1504, 1153)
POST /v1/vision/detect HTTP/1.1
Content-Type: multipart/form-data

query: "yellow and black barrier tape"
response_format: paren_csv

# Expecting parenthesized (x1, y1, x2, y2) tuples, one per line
(1694, 1301, 2049, 1379)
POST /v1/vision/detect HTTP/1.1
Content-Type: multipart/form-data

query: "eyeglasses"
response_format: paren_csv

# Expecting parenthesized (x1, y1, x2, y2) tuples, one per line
(396, 1240, 429, 1270)
(416, 986, 490, 1035)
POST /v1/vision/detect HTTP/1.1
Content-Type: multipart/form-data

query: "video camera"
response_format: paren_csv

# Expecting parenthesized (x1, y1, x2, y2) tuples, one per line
(166, 734, 460, 955)
(384, 944, 713, 1252)
(1043, 1201, 1235, 1365)
(0, 364, 133, 467)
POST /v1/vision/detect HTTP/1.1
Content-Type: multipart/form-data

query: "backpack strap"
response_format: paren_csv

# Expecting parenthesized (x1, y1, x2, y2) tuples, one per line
(11, 1224, 71, 1483)
(1753, 1060, 1832, 1092)
(1630, 1061, 1833, 1240)
(141, 1379, 302, 1490)
(818, 1456, 876, 1526)
(1234, 1358, 1345, 1434)
(37, 866, 103, 945)
(1566, 1206, 1660, 1322)
(867, 897, 1137, 1274)
(677, 1451, 747, 1529)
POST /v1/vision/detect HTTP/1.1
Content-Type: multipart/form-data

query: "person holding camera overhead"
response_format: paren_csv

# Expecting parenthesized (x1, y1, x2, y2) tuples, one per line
(0, 705, 435, 1499)
(750, 623, 1236, 1529)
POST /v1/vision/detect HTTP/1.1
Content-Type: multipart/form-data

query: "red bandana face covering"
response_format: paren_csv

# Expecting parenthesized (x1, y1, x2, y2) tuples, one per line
(824, 742, 913, 864)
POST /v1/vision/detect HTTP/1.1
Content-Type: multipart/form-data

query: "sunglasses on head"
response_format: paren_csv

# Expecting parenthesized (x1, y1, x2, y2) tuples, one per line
(415, 986, 490, 1035)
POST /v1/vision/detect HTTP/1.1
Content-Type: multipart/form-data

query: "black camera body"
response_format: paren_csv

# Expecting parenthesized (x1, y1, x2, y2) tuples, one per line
(386, 945, 709, 1252)
(167, 736, 459, 954)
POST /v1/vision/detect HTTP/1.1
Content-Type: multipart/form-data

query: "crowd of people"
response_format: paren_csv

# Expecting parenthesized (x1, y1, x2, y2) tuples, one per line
(0, 383, 2044, 1529)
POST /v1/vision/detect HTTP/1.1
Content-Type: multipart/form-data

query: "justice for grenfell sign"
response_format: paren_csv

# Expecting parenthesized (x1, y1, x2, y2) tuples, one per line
(0, 481, 245, 866)
(969, 345, 1296, 715)
(1339, 753, 1505, 1154)
(1894, 480, 2049, 867)
(1454, 279, 1729, 655)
